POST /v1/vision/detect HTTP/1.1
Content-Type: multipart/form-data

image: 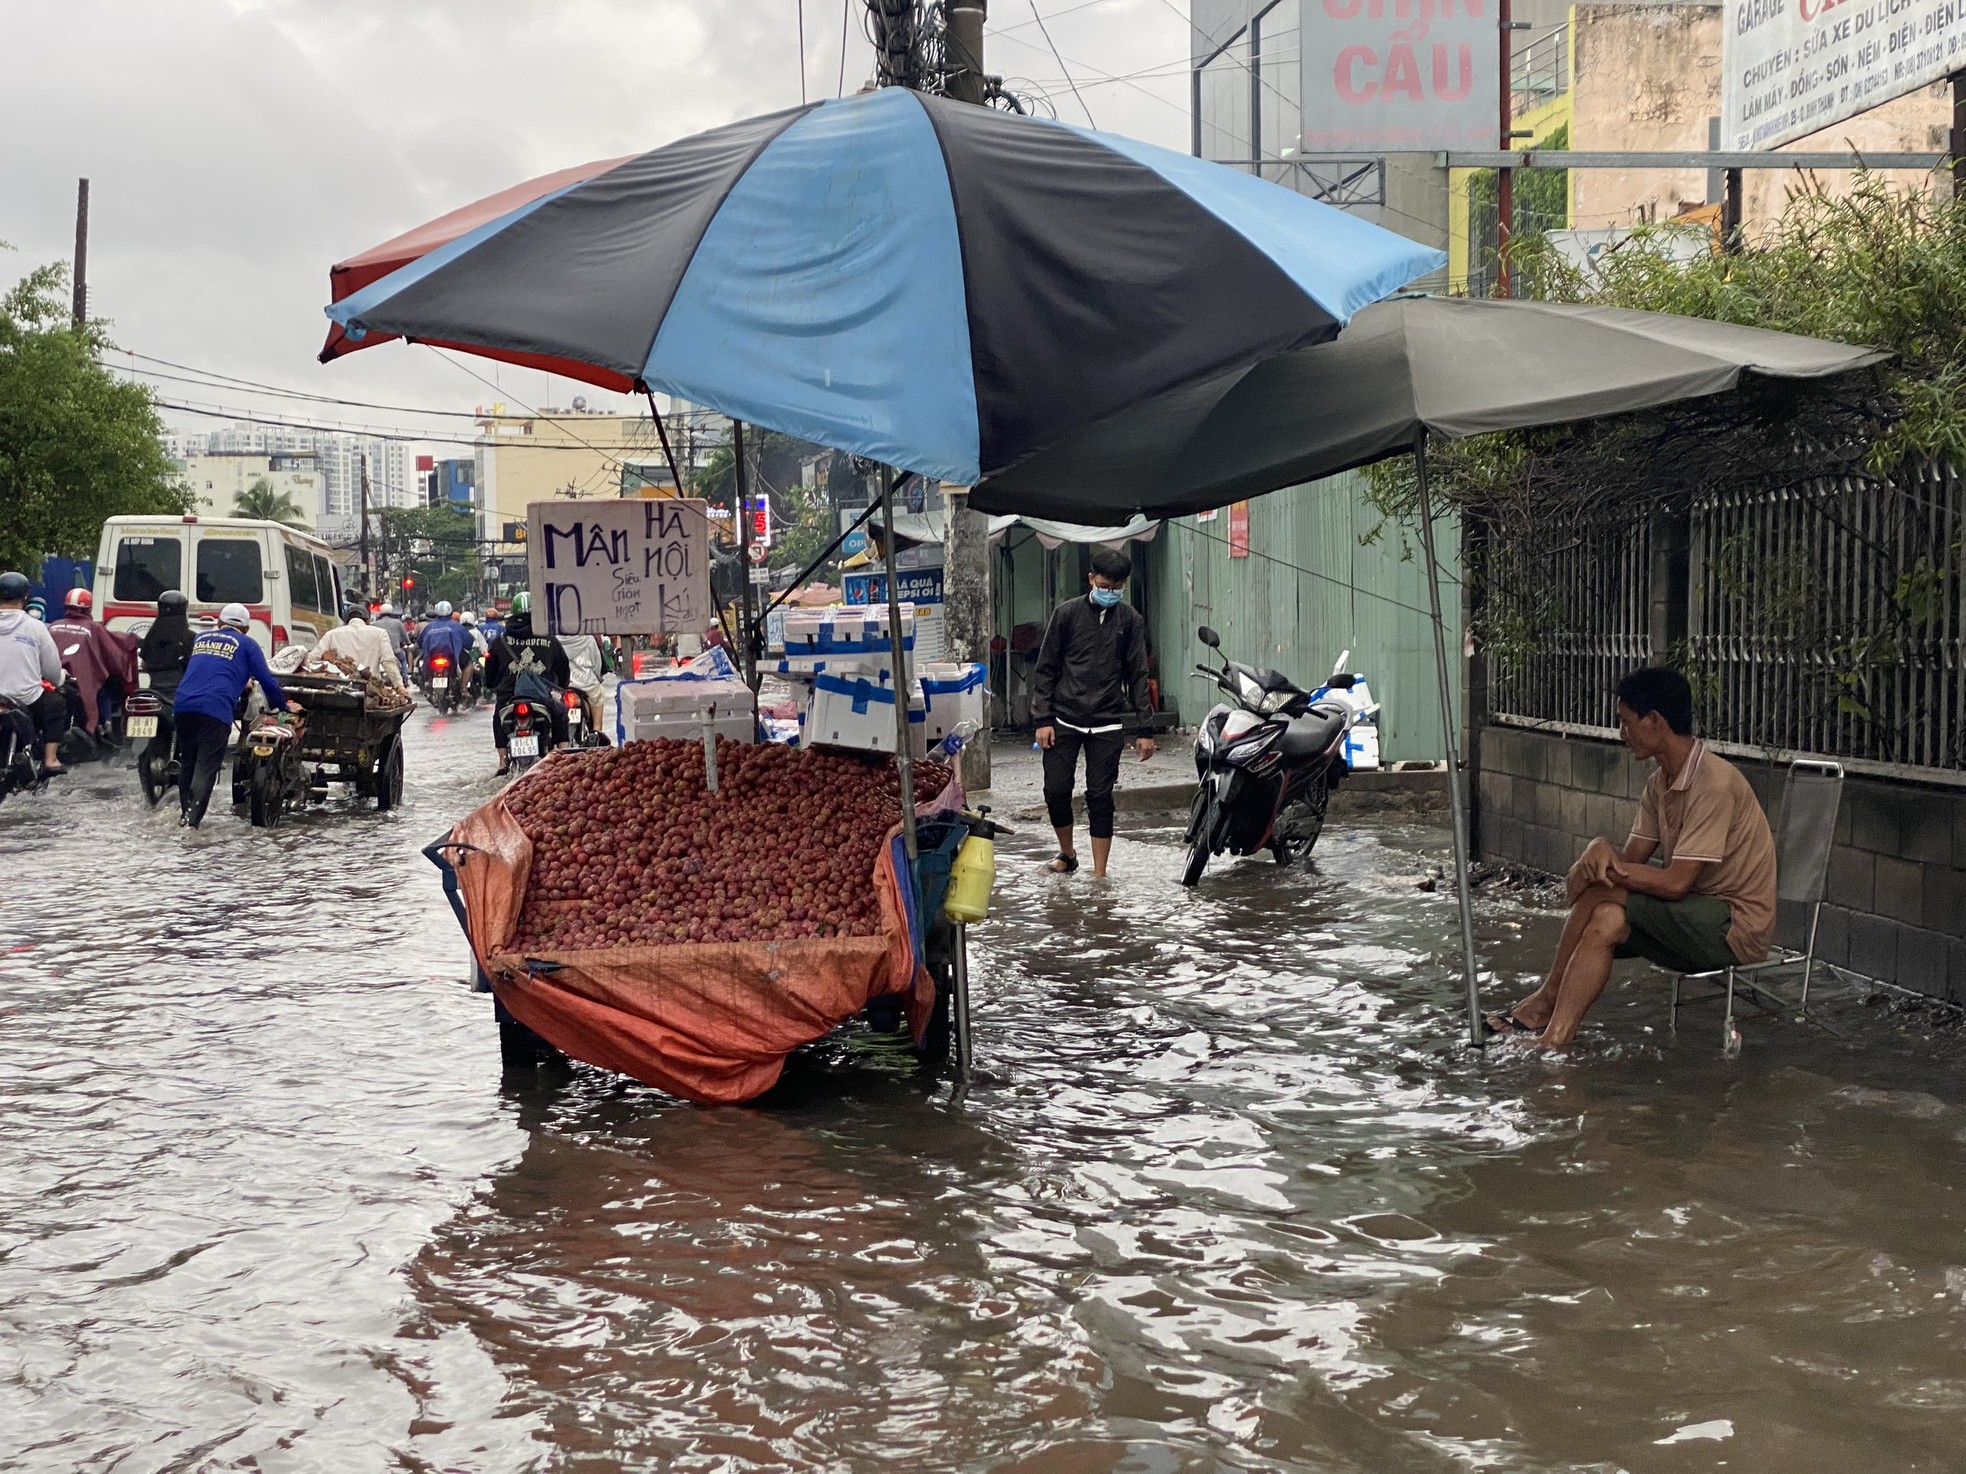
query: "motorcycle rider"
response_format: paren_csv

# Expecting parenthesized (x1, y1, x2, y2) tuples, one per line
(138, 590, 196, 699)
(480, 606, 506, 647)
(417, 600, 473, 693)
(0, 571, 69, 775)
(49, 588, 138, 745)
(170, 602, 301, 828)
(557, 629, 611, 734)
(485, 591, 569, 775)
(374, 603, 410, 683)
(460, 610, 489, 701)
(314, 600, 406, 687)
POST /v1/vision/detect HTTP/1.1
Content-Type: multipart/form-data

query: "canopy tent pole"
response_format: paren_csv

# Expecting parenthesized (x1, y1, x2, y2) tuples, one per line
(880, 469, 920, 861)
(1413, 432, 1486, 1048)
(730, 420, 762, 700)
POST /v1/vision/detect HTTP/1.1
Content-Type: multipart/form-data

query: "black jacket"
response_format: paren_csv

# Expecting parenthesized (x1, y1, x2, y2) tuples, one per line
(1032, 595, 1151, 730)
(139, 614, 195, 698)
(486, 614, 570, 699)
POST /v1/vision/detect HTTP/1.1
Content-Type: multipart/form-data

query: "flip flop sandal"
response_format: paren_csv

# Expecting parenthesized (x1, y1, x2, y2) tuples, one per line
(1045, 853, 1080, 874)
(1482, 1010, 1541, 1038)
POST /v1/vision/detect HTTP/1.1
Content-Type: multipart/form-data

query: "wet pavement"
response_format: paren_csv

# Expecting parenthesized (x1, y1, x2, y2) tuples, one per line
(4, 700, 1966, 1472)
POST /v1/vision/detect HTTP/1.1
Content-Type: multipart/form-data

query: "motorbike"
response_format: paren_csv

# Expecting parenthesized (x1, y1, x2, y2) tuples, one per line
(560, 687, 611, 749)
(495, 694, 557, 776)
(124, 689, 177, 806)
(423, 651, 462, 714)
(1181, 625, 1374, 887)
(0, 691, 54, 805)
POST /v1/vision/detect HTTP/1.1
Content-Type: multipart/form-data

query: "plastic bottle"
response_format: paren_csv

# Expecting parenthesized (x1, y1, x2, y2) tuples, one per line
(944, 808, 1004, 925)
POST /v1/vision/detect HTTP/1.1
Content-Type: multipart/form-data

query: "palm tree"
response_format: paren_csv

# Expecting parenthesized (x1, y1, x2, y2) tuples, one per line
(234, 477, 308, 528)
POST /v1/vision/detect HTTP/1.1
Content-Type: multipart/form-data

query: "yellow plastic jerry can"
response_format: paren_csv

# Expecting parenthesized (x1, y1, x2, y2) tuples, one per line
(943, 809, 1005, 924)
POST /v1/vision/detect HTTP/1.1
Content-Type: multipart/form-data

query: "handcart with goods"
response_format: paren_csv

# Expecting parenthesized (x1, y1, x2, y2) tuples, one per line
(234, 671, 414, 828)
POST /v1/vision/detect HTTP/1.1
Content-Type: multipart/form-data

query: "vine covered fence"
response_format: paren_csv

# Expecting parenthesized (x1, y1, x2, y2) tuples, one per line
(1484, 463, 1966, 775)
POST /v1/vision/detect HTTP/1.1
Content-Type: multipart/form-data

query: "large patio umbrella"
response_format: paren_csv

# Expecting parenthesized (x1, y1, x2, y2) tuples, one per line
(972, 295, 1888, 1046)
(320, 85, 1443, 486)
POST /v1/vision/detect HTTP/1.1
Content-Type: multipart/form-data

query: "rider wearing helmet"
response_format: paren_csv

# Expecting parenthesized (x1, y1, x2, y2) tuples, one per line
(171, 603, 300, 828)
(138, 590, 196, 700)
(416, 598, 472, 686)
(374, 602, 410, 682)
(0, 571, 70, 775)
(484, 591, 570, 774)
(48, 587, 138, 739)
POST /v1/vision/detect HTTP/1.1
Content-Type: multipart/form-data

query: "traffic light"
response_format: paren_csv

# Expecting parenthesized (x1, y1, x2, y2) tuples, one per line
(401, 577, 414, 590)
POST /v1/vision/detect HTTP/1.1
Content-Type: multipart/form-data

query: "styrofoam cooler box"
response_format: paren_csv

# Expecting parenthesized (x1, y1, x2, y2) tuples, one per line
(782, 604, 916, 657)
(618, 676, 756, 745)
(916, 661, 986, 744)
(1342, 723, 1381, 771)
(805, 671, 927, 757)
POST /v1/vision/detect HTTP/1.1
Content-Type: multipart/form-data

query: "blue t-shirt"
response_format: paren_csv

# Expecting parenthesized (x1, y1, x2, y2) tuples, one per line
(172, 628, 288, 725)
(418, 617, 470, 664)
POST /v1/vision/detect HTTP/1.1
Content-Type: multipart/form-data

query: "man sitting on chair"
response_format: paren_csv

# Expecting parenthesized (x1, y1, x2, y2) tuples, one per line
(1489, 667, 1777, 1047)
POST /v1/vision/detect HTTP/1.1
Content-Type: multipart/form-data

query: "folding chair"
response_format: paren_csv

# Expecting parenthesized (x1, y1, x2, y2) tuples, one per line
(1665, 759, 1845, 1057)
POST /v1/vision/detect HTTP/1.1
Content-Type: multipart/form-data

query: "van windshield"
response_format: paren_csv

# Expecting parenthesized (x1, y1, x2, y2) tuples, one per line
(112, 536, 182, 602)
(196, 538, 263, 604)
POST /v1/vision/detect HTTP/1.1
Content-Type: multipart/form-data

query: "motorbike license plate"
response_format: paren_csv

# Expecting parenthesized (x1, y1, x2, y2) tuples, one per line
(431, 677, 448, 690)
(510, 735, 539, 757)
(126, 716, 158, 738)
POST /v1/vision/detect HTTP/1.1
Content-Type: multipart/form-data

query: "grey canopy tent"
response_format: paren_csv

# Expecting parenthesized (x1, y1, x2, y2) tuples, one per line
(973, 294, 1887, 1046)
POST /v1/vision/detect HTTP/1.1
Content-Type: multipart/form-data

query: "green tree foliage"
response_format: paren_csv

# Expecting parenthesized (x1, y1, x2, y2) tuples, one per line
(689, 427, 841, 574)
(377, 503, 481, 608)
(0, 255, 190, 571)
(233, 476, 307, 529)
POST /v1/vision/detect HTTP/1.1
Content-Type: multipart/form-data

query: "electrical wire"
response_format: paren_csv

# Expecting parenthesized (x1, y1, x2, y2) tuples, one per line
(1172, 516, 1460, 620)
(1026, 0, 1095, 127)
(798, 0, 809, 104)
(839, 0, 852, 94)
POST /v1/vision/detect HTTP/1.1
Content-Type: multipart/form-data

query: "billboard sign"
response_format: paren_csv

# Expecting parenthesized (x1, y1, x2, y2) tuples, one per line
(1722, 0, 1965, 150)
(526, 497, 712, 636)
(1301, 0, 1501, 153)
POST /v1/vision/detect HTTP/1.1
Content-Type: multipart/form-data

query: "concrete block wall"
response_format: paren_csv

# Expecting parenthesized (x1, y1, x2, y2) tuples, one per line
(1476, 723, 1966, 1002)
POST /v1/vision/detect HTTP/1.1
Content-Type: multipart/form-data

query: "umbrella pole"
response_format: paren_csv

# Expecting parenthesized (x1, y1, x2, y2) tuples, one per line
(1413, 433, 1485, 1049)
(880, 468, 920, 861)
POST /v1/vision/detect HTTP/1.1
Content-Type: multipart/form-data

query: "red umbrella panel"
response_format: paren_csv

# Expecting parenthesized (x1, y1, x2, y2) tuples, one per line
(320, 154, 636, 391)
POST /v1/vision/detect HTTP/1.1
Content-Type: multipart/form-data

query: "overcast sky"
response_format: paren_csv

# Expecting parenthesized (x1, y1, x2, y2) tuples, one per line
(2, 0, 1190, 452)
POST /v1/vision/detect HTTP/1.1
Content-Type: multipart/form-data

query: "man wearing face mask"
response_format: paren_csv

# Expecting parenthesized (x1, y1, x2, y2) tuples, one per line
(1032, 547, 1156, 878)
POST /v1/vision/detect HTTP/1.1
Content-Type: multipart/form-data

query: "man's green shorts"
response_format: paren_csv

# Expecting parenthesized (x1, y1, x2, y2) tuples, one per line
(1614, 893, 1738, 974)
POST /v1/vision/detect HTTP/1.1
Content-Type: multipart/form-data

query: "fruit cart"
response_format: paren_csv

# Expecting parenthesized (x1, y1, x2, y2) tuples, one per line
(234, 672, 413, 827)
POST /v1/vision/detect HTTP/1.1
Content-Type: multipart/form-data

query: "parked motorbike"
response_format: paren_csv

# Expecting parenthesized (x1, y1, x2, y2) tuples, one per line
(0, 692, 53, 805)
(1181, 626, 1372, 886)
(124, 689, 177, 807)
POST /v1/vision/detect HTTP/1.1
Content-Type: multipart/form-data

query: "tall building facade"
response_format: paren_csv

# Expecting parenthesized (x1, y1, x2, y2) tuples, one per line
(164, 423, 416, 529)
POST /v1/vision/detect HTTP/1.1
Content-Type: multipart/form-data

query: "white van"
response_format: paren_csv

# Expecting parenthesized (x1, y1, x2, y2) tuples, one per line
(94, 515, 344, 655)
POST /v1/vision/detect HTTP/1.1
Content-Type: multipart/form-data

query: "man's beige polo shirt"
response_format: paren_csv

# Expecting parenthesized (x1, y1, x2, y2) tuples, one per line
(1629, 741, 1778, 962)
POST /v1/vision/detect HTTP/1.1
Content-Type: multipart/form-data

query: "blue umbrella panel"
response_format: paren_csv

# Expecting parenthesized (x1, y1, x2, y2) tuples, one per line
(326, 87, 1444, 484)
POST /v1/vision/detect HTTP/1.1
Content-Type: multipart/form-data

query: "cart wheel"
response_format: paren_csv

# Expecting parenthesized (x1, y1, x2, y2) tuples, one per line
(375, 737, 405, 811)
(248, 760, 283, 829)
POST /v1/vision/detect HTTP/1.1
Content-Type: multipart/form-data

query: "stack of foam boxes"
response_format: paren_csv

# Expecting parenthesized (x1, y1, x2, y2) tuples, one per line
(770, 605, 986, 760)
(615, 646, 757, 746)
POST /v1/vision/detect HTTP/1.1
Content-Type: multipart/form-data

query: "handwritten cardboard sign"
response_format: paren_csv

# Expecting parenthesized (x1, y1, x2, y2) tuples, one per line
(526, 498, 712, 636)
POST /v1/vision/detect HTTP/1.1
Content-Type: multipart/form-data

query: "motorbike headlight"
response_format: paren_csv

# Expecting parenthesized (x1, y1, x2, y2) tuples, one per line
(1255, 690, 1297, 716)
(1223, 727, 1280, 762)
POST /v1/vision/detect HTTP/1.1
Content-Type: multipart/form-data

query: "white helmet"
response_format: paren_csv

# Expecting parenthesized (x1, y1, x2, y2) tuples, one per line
(381, 603, 399, 618)
(219, 603, 251, 629)
(434, 599, 454, 616)
(460, 610, 477, 626)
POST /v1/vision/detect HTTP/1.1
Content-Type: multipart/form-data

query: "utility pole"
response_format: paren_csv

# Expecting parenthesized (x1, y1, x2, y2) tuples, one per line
(359, 454, 374, 599)
(1495, 4, 1513, 298)
(1952, 72, 1965, 200)
(71, 179, 89, 328)
(939, 0, 994, 792)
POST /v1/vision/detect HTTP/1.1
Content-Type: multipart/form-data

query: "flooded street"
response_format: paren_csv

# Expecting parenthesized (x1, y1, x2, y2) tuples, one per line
(5, 705, 1966, 1473)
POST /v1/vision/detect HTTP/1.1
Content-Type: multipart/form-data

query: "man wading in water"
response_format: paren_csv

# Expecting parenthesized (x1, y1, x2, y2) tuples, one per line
(1032, 548, 1155, 878)
(1487, 667, 1777, 1047)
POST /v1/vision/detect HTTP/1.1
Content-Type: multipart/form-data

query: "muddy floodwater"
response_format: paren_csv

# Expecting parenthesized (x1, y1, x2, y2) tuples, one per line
(4, 703, 1965, 1473)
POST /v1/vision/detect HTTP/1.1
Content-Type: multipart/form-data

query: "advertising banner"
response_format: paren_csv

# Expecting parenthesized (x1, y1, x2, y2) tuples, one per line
(1301, 0, 1501, 152)
(1722, 0, 1965, 151)
(1228, 502, 1251, 559)
(527, 497, 712, 636)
